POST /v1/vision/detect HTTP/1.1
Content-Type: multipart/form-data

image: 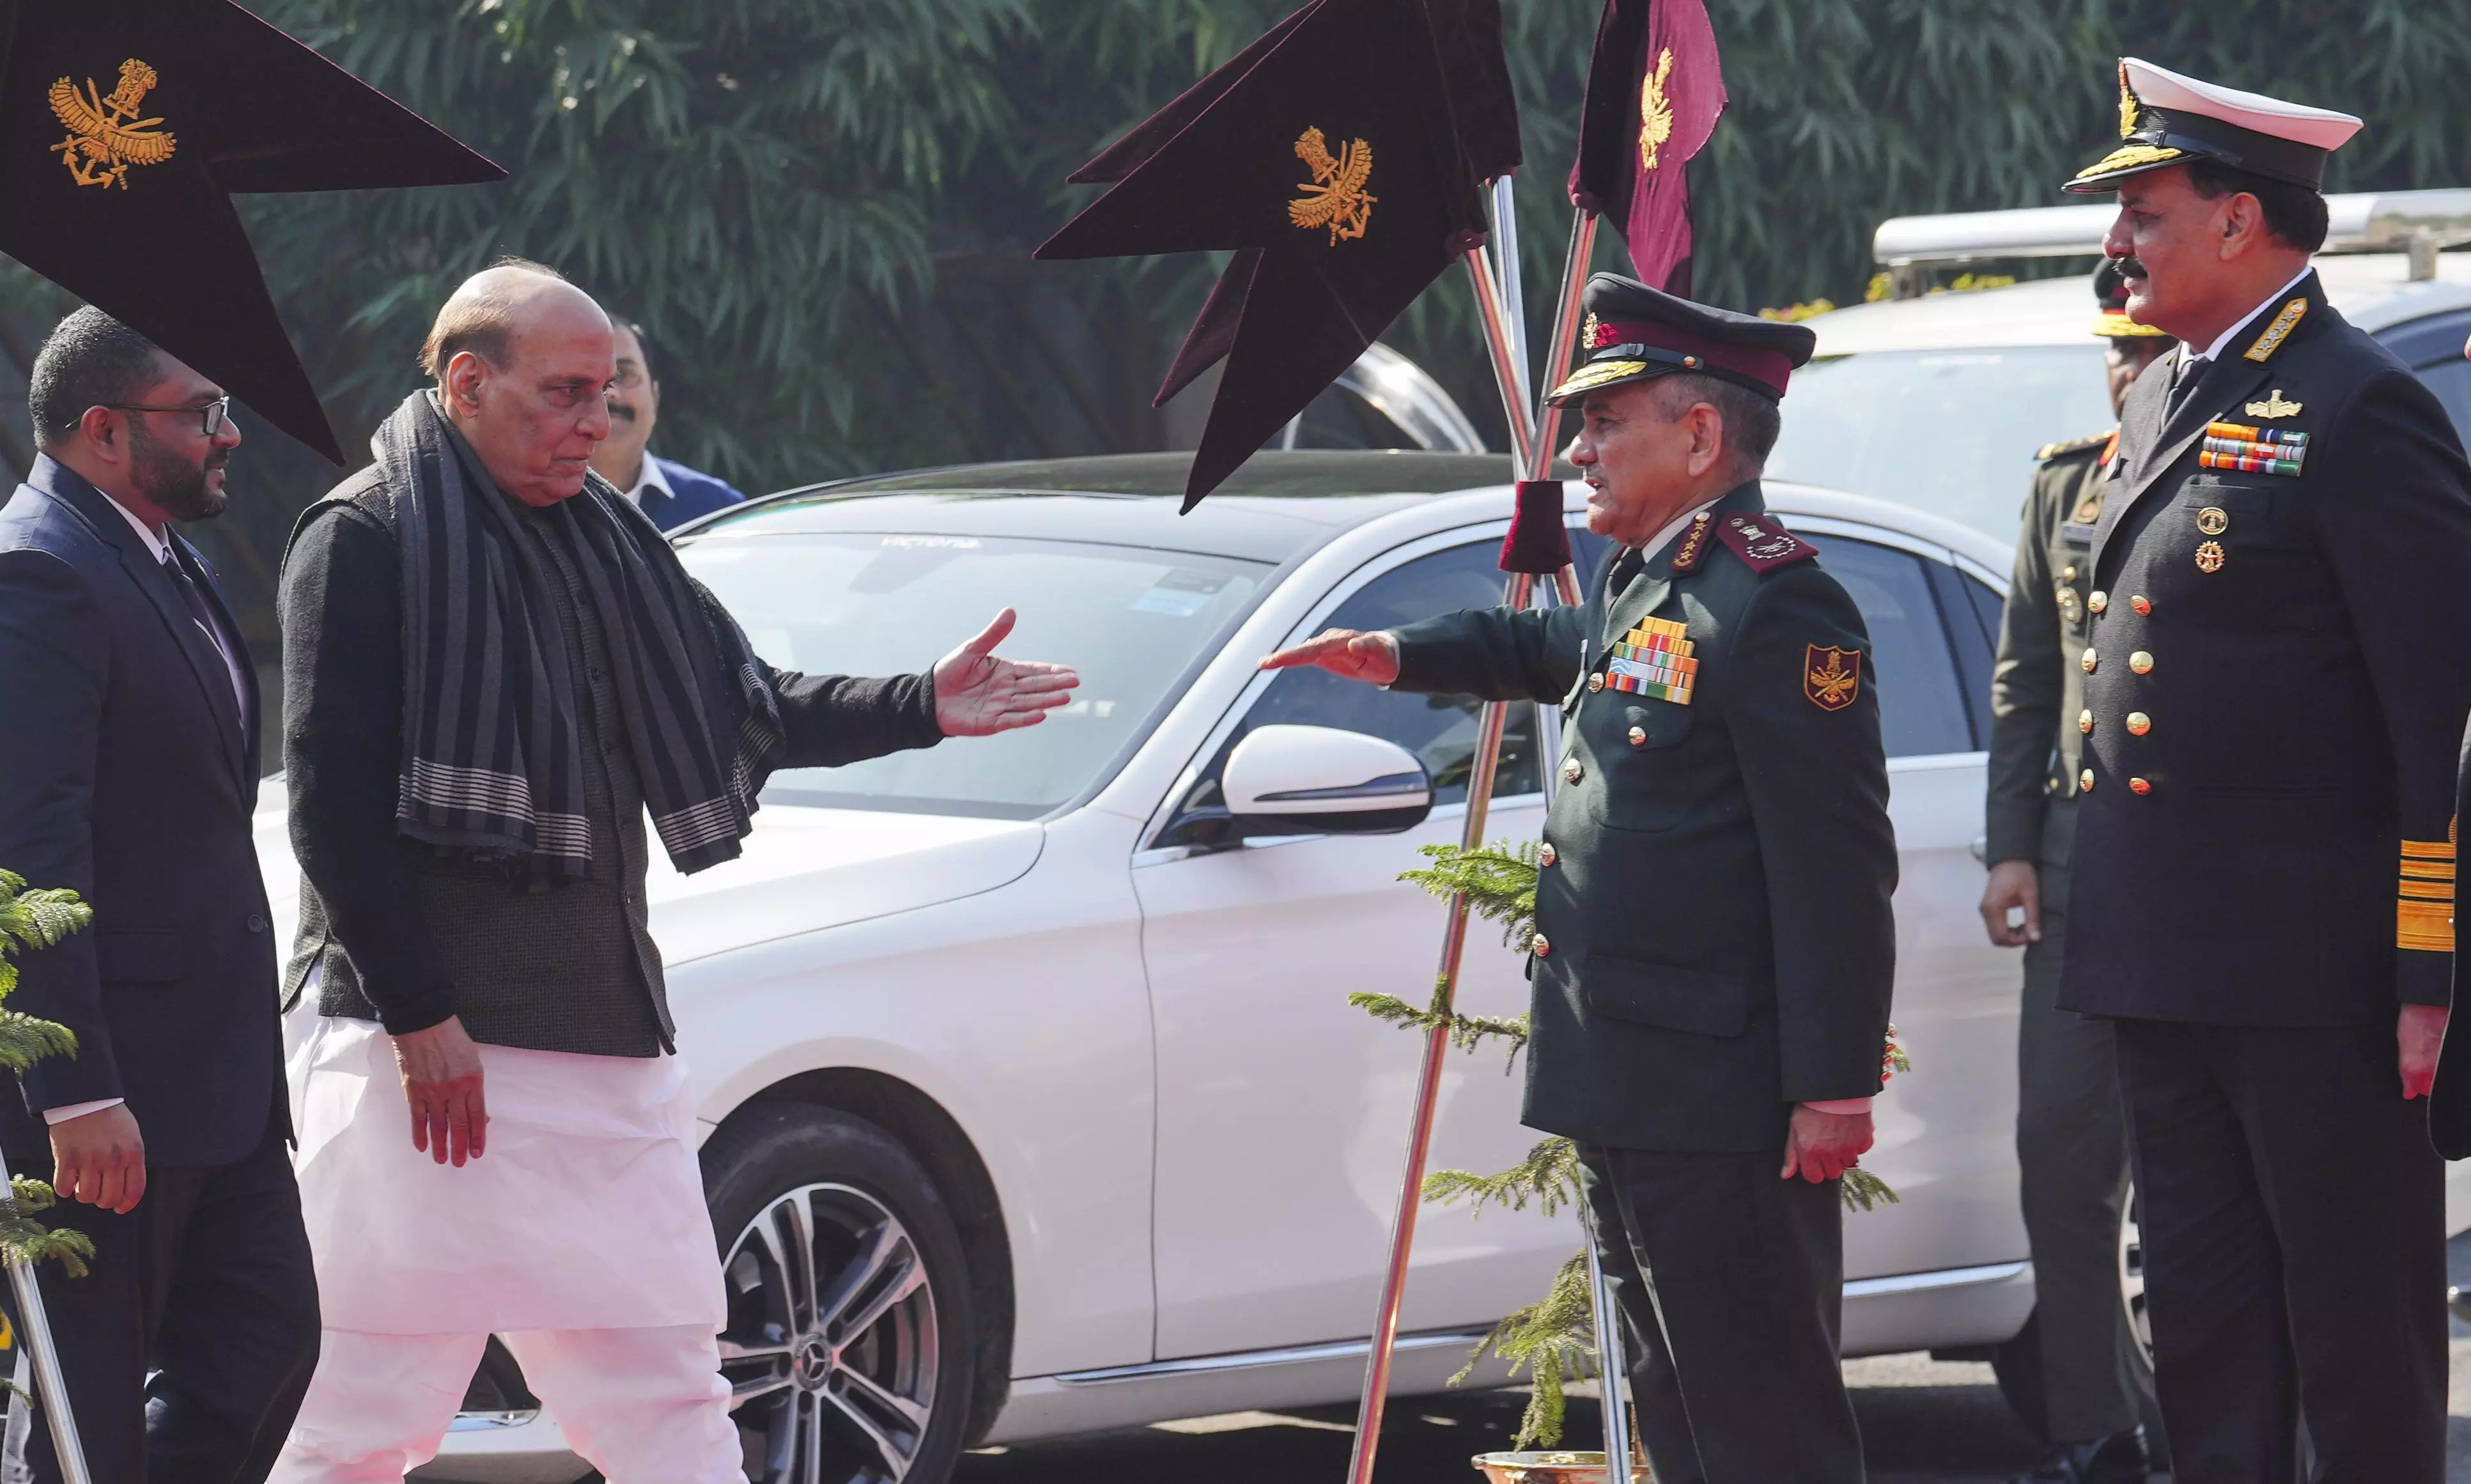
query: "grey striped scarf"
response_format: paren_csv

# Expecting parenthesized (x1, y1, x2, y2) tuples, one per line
(368, 390, 783, 885)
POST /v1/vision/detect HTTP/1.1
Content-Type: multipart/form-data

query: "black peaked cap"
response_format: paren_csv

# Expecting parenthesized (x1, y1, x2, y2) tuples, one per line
(1547, 274, 1816, 405)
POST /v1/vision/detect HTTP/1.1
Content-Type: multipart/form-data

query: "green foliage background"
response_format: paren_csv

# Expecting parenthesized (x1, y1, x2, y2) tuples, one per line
(4, 0, 2471, 714)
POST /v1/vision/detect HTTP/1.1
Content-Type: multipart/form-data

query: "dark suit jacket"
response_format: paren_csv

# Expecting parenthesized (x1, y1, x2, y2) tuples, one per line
(638, 454, 746, 531)
(1386, 481, 1898, 1152)
(2060, 272, 2471, 1042)
(0, 456, 280, 1168)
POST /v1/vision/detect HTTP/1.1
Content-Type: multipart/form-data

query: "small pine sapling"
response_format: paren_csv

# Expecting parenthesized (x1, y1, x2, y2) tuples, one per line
(0, 870, 96, 1276)
(1360, 840, 1905, 1447)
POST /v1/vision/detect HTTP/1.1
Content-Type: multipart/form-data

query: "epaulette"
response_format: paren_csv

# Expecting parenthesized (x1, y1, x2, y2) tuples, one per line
(2036, 431, 2112, 461)
(1714, 513, 1819, 573)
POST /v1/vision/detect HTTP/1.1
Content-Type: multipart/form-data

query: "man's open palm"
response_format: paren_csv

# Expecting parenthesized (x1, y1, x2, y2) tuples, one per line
(934, 609, 1080, 736)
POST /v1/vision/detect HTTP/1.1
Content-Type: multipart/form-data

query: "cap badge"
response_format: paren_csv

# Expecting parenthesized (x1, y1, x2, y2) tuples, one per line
(2243, 298, 2307, 362)
(1638, 47, 1676, 172)
(2246, 390, 2303, 419)
(1582, 313, 1606, 350)
(2118, 63, 2138, 137)
(1805, 645, 1861, 712)
(48, 59, 177, 191)
(1288, 127, 1376, 245)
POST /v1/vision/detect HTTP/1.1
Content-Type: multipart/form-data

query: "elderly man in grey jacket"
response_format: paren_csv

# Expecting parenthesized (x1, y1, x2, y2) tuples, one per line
(269, 259, 1074, 1483)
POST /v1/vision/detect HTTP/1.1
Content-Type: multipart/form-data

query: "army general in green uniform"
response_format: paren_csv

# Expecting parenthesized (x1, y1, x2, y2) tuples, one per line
(1264, 277, 1896, 1484)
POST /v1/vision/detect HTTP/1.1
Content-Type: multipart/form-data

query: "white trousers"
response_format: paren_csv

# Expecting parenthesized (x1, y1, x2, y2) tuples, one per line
(270, 1324, 743, 1484)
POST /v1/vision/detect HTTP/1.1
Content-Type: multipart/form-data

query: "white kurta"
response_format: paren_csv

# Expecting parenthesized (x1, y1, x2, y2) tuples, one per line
(287, 1007, 725, 1335)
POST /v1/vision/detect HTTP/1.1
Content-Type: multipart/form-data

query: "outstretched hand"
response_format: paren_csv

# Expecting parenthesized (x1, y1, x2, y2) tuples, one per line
(934, 608, 1080, 737)
(1258, 627, 1400, 686)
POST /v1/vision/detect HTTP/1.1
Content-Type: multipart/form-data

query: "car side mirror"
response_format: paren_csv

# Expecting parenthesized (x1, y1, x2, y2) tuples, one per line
(1220, 724, 1432, 837)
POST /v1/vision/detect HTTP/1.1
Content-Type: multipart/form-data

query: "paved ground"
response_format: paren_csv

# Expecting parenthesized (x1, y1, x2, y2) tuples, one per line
(950, 1234, 2471, 1484)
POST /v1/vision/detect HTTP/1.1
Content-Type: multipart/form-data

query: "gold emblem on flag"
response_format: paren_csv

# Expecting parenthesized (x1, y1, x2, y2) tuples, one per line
(2246, 390, 2302, 419)
(1638, 47, 1676, 172)
(48, 58, 176, 191)
(1289, 127, 1376, 245)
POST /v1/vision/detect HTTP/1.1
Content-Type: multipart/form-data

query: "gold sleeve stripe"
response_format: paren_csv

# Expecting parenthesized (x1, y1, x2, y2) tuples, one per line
(2401, 839, 2457, 860)
(2401, 860, 2457, 881)
(2399, 879, 2454, 899)
(2398, 897, 2454, 953)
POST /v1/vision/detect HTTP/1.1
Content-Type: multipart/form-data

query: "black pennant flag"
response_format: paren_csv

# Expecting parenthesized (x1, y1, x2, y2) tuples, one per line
(0, 0, 504, 461)
(1037, 0, 1512, 511)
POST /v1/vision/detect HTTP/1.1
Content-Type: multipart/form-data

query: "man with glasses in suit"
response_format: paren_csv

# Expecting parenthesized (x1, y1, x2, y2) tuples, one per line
(0, 305, 318, 1481)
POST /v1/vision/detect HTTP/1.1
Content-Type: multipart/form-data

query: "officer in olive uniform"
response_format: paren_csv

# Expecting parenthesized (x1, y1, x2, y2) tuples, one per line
(1977, 261, 2173, 1484)
(1263, 277, 1897, 1484)
(2057, 60, 2471, 1484)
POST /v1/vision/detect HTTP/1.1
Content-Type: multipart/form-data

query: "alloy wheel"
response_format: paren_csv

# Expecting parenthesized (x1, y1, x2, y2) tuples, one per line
(2118, 1183, 2151, 1366)
(720, 1182, 940, 1484)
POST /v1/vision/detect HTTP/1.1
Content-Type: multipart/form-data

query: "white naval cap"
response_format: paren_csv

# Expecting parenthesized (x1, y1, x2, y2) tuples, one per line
(2066, 58, 2362, 194)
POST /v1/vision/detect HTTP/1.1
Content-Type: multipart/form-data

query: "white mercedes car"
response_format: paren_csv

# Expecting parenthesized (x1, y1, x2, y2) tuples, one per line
(255, 445, 2471, 1484)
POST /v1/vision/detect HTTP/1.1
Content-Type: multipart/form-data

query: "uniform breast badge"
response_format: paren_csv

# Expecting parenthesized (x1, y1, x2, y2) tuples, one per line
(1805, 646, 1861, 711)
(2245, 390, 2302, 419)
(1606, 615, 1697, 704)
(48, 58, 177, 191)
(2199, 420, 2307, 477)
(1289, 127, 1375, 245)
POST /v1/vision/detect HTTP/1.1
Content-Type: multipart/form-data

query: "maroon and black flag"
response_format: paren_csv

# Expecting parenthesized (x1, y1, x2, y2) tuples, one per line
(1037, 0, 1512, 511)
(0, 0, 503, 461)
(1567, 0, 1726, 294)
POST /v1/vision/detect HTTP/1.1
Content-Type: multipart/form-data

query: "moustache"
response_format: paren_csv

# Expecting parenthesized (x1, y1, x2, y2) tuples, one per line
(608, 402, 639, 424)
(2115, 256, 2148, 281)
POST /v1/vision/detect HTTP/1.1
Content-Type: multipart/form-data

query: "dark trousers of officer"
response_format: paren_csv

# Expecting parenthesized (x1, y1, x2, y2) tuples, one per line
(2114, 1016, 2445, 1484)
(1577, 1143, 1861, 1484)
(2, 1110, 320, 1484)
(2015, 799, 2146, 1445)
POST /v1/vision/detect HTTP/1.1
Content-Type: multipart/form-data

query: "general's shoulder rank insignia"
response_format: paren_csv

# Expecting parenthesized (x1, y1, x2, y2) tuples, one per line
(2242, 298, 2307, 363)
(1289, 127, 1375, 245)
(1716, 513, 1818, 571)
(49, 58, 177, 191)
(1805, 645, 1861, 711)
(1667, 511, 1716, 573)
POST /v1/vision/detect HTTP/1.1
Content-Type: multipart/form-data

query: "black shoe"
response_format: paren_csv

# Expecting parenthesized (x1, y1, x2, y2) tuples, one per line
(2011, 1428, 2148, 1484)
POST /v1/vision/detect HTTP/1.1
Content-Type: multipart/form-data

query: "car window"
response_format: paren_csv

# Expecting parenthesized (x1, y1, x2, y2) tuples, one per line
(2376, 310, 2471, 453)
(1234, 541, 1544, 808)
(1817, 538, 1976, 758)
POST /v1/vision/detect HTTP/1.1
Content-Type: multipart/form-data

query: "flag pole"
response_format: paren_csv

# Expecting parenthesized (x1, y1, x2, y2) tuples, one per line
(1342, 188, 1577, 1482)
(0, 1147, 94, 1484)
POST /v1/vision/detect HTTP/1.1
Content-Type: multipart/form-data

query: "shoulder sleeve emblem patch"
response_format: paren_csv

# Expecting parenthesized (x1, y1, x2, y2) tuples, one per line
(1805, 645, 1861, 711)
(1717, 513, 1818, 571)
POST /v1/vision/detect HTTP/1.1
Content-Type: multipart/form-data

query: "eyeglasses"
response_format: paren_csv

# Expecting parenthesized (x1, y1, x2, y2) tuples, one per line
(87, 396, 233, 438)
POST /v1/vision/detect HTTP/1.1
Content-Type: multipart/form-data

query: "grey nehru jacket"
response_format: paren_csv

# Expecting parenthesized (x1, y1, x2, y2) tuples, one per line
(279, 414, 949, 1057)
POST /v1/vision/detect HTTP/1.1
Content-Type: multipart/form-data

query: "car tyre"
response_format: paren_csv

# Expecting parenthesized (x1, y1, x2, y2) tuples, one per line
(702, 1101, 979, 1484)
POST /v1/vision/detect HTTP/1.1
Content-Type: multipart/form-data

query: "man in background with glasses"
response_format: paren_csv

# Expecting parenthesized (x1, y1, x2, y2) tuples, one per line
(0, 305, 319, 1482)
(584, 314, 745, 532)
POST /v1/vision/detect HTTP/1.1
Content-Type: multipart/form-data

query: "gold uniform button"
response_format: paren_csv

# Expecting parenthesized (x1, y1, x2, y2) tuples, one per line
(2088, 591, 2107, 614)
(1627, 725, 1646, 746)
(2063, 565, 2080, 583)
(1530, 933, 1552, 959)
(1538, 844, 1558, 868)
(2131, 594, 2153, 616)
(2130, 651, 2154, 674)
(2080, 768, 2096, 792)
(2197, 507, 2229, 536)
(2129, 777, 2153, 796)
(2081, 647, 2099, 674)
(1563, 759, 1584, 784)
(2126, 711, 2151, 736)
(1588, 672, 1606, 693)
(2078, 709, 2093, 735)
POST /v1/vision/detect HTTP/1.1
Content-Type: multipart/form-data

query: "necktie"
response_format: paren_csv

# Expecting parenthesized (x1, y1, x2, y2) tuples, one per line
(1607, 546, 1646, 598)
(2166, 353, 2207, 421)
(161, 549, 244, 724)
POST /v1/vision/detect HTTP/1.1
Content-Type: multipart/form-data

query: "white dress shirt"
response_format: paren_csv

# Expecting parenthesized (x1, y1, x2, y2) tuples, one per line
(614, 452, 674, 510)
(2179, 262, 2316, 382)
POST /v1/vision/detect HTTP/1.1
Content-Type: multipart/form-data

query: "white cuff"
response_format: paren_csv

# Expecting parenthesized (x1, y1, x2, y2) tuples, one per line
(1799, 1097, 1874, 1115)
(42, 1097, 125, 1125)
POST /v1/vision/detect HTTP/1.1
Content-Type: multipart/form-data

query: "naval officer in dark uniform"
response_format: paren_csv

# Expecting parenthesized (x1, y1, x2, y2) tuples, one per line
(1978, 261, 2173, 1484)
(1264, 277, 1897, 1484)
(2058, 58, 2471, 1484)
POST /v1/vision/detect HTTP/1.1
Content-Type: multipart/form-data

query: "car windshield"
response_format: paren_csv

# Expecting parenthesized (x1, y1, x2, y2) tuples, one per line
(679, 532, 1268, 818)
(1767, 346, 2113, 543)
